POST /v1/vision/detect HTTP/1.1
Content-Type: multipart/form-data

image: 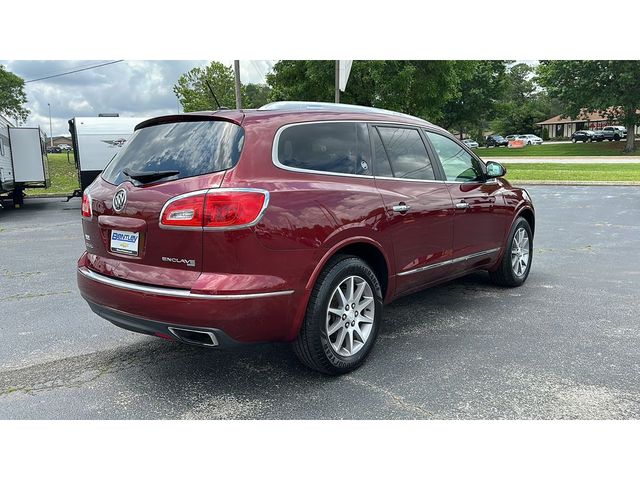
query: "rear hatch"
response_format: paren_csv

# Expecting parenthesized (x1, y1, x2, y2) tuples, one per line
(82, 116, 245, 289)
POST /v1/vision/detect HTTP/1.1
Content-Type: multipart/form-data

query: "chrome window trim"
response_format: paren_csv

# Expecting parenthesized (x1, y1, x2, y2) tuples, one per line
(271, 120, 433, 180)
(78, 266, 294, 299)
(397, 247, 501, 277)
(158, 188, 270, 232)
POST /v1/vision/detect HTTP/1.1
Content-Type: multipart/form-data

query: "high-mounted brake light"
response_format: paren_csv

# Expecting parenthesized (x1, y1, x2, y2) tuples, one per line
(159, 189, 268, 230)
(81, 191, 92, 218)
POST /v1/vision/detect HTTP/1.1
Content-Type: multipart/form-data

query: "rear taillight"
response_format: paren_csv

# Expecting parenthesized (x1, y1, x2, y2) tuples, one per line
(81, 191, 92, 218)
(160, 192, 205, 228)
(160, 189, 268, 230)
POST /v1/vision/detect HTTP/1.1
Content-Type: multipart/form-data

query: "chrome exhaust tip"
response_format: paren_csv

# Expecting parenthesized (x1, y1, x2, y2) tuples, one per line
(168, 327, 219, 347)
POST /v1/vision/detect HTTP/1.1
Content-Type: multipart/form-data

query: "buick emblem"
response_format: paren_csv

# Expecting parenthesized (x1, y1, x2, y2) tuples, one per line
(112, 189, 127, 212)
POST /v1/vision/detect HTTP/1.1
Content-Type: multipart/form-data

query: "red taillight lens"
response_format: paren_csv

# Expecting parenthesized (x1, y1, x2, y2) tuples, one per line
(81, 191, 92, 218)
(204, 190, 267, 228)
(160, 193, 206, 228)
(159, 189, 268, 230)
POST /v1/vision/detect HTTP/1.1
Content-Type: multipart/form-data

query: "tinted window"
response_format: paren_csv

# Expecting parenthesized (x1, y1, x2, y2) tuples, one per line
(377, 127, 434, 180)
(371, 127, 393, 177)
(101, 120, 244, 185)
(277, 122, 371, 176)
(425, 131, 484, 182)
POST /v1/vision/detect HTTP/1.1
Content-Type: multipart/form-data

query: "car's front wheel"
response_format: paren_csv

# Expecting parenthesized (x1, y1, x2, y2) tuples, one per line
(489, 217, 533, 287)
(293, 255, 383, 375)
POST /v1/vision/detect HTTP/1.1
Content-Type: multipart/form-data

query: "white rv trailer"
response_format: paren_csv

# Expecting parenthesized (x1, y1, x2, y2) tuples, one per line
(0, 114, 50, 207)
(0, 114, 14, 194)
(68, 116, 148, 193)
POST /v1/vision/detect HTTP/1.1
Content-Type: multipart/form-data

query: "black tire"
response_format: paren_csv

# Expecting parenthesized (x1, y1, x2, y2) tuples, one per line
(293, 255, 383, 375)
(572, 138, 577, 143)
(489, 217, 533, 287)
(614, 134, 620, 141)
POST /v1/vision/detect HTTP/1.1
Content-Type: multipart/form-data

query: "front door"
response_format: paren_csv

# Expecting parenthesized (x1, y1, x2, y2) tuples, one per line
(423, 130, 506, 272)
(371, 125, 455, 295)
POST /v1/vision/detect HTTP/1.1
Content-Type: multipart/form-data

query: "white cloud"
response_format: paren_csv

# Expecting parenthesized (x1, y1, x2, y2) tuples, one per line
(1, 60, 274, 136)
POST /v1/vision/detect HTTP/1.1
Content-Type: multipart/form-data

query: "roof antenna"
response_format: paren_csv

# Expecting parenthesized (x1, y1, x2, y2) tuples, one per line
(204, 79, 228, 110)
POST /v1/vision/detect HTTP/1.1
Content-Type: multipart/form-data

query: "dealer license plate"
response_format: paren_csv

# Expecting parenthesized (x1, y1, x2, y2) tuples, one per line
(110, 230, 139, 256)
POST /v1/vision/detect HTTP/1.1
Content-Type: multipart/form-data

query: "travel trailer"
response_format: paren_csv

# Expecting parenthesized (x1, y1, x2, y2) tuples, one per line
(0, 114, 50, 207)
(68, 116, 148, 194)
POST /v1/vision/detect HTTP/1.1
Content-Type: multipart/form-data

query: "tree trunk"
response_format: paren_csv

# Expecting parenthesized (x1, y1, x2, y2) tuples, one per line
(624, 105, 637, 153)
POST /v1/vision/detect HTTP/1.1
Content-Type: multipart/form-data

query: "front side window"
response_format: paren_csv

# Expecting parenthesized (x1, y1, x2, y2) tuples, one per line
(376, 126, 435, 180)
(425, 131, 484, 182)
(277, 122, 371, 176)
(102, 120, 245, 185)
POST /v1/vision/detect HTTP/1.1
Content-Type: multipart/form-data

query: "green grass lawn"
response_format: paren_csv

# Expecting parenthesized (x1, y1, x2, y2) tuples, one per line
(503, 163, 640, 182)
(478, 141, 638, 157)
(26, 153, 79, 196)
(21, 153, 640, 196)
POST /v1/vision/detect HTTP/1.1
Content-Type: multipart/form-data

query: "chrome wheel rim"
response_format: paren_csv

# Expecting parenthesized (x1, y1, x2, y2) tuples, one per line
(511, 227, 530, 277)
(325, 275, 375, 357)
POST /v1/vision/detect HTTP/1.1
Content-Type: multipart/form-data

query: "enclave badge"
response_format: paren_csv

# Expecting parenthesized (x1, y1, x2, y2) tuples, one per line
(162, 257, 196, 268)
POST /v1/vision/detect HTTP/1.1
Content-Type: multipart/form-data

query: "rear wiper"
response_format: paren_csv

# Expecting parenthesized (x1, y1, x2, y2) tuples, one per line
(122, 168, 180, 183)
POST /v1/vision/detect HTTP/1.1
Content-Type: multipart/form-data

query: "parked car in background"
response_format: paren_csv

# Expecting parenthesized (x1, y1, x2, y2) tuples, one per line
(46, 146, 61, 154)
(58, 144, 72, 151)
(76, 101, 535, 375)
(462, 138, 479, 148)
(485, 134, 508, 147)
(519, 134, 543, 145)
(505, 135, 519, 142)
(572, 130, 604, 143)
(600, 126, 627, 141)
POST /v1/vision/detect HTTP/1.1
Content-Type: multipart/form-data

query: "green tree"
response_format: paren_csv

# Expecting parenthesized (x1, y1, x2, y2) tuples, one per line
(266, 60, 461, 121)
(173, 61, 236, 112)
(0, 65, 29, 122)
(441, 61, 508, 139)
(243, 83, 271, 108)
(537, 60, 640, 152)
(490, 62, 561, 138)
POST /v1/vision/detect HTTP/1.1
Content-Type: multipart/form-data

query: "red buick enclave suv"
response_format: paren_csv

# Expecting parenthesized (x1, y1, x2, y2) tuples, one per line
(77, 101, 535, 374)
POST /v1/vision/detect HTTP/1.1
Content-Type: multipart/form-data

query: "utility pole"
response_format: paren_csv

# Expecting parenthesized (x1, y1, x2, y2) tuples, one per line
(335, 60, 340, 103)
(48, 103, 53, 147)
(234, 60, 242, 110)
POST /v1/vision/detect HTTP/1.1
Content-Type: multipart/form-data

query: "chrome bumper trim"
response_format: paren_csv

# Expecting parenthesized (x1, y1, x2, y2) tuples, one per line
(397, 247, 501, 277)
(78, 266, 294, 299)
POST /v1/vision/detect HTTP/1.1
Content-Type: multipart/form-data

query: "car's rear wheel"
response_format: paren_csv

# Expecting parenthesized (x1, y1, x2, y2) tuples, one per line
(489, 217, 533, 287)
(614, 134, 620, 141)
(293, 255, 383, 375)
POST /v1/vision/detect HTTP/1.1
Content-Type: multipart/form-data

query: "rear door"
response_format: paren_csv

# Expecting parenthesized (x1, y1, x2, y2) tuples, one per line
(423, 130, 506, 271)
(82, 118, 245, 288)
(371, 125, 454, 295)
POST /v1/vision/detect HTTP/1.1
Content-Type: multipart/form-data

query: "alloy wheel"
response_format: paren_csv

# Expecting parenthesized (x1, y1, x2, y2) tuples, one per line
(325, 275, 375, 357)
(511, 227, 530, 277)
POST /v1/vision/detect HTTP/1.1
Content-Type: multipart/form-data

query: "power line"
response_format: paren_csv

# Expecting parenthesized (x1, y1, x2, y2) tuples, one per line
(25, 60, 124, 83)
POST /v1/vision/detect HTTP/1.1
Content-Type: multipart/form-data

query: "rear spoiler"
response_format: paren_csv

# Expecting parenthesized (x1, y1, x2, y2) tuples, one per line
(135, 111, 245, 131)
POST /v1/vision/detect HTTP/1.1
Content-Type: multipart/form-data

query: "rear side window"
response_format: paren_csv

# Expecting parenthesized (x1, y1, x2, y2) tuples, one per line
(376, 126, 435, 180)
(101, 120, 244, 185)
(277, 122, 371, 176)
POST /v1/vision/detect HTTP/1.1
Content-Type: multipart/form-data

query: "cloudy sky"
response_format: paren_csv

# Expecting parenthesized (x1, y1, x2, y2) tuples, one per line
(1, 60, 274, 137)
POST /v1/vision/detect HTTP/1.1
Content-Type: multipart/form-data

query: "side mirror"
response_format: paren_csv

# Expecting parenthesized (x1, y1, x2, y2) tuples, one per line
(486, 161, 506, 178)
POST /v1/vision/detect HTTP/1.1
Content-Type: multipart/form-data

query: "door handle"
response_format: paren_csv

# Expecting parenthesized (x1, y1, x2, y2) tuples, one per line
(392, 203, 411, 213)
(455, 201, 470, 210)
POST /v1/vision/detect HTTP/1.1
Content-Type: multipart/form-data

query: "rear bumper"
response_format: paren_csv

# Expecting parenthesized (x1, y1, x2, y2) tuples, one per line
(77, 260, 301, 343)
(86, 301, 241, 347)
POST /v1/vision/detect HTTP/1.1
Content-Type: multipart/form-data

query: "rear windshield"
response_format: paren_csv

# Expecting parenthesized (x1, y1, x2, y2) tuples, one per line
(101, 120, 244, 185)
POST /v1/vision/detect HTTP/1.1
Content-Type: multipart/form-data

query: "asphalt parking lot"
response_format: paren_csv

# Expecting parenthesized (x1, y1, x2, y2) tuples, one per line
(0, 186, 638, 419)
